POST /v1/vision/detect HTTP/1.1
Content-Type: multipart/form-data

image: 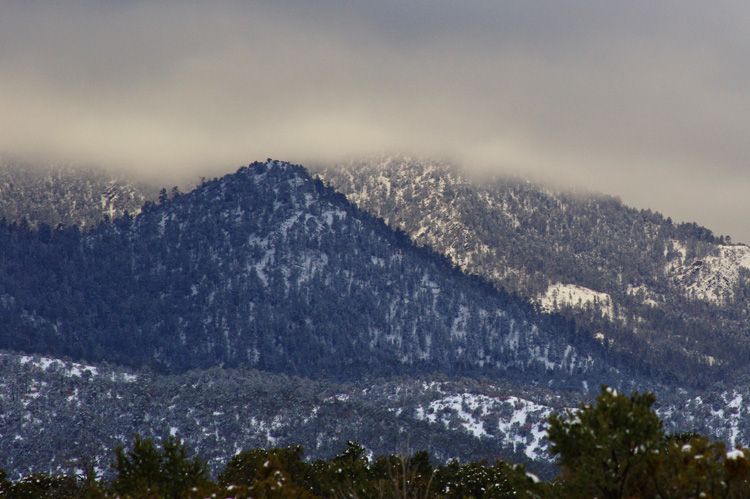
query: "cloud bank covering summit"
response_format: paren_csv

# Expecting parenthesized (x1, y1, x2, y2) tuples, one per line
(3, 1, 750, 242)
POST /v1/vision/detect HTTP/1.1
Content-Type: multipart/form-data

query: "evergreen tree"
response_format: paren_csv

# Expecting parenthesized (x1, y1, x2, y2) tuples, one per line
(548, 385, 750, 498)
(111, 435, 209, 498)
(547, 385, 663, 498)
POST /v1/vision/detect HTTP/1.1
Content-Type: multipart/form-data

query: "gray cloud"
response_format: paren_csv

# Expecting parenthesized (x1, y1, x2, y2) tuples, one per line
(3, 1, 750, 241)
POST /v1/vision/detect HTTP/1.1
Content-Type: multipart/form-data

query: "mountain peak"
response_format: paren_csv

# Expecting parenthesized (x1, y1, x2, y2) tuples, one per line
(0, 160, 622, 388)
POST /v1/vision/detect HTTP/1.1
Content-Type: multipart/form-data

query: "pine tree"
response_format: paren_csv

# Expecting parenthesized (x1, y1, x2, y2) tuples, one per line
(111, 435, 209, 498)
(547, 385, 663, 498)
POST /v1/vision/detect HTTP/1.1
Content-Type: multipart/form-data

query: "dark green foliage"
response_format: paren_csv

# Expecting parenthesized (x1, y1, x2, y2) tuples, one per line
(219, 446, 313, 491)
(219, 440, 547, 498)
(111, 435, 209, 498)
(0, 472, 81, 498)
(548, 386, 663, 498)
(548, 386, 750, 498)
(313, 441, 374, 497)
(651, 435, 743, 497)
(366, 450, 436, 498)
(433, 460, 544, 498)
(218, 441, 539, 498)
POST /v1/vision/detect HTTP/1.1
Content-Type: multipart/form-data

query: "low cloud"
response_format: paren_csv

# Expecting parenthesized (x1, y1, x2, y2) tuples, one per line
(3, 1, 750, 241)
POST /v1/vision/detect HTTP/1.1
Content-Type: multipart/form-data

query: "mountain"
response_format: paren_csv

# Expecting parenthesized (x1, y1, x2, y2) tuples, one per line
(315, 156, 750, 385)
(0, 157, 158, 230)
(1, 157, 748, 481)
(0, 160, 624, 387)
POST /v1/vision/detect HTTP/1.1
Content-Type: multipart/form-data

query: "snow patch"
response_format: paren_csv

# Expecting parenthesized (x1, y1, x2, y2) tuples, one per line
(539, 283, 614, 318)
(18, 355, 99, 378)
(727, 449, 745, 460)
(667, 241, 750, 303)
(413, 393, 558, 461)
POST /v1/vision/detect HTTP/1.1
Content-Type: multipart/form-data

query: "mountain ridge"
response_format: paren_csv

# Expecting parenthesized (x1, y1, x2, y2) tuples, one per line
(0, 160, 625, 388)
(0, 157, 158, 230)
(315, 156, 750, 384)
(1, 157, 749, 480)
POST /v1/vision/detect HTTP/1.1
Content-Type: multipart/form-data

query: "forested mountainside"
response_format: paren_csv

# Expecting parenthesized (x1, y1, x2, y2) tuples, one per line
(0, 160, 624, 387)
(0, 158, 158, 229)
(0, 351, 570, 480)
(3, 158, 750, 482)
(316, 157, 750, 385)
(4, 350, 750, 483)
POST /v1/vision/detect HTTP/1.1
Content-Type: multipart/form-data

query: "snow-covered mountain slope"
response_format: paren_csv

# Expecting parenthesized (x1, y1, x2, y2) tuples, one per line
(539, 283, 614, 319)
(659, 388, 750, 450)
(3, 350, 748, 482)
(0, 351, 571, 480)
(665, 240, 750, 303)
(315, 156, 671, 311)
(414, 393, 555, 461)
(314, 156, 750, 384)
(0, 160, 625, 386)
(0, 158, 158, 229)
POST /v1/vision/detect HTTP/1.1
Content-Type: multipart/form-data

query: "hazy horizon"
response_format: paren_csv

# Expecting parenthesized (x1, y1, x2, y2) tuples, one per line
(3, 2, 750, 243)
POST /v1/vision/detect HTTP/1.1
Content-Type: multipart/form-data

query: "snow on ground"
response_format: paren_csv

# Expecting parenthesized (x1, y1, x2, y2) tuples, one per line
(667, 241, 750, 303)
(413, 393, 557, 461)
(539, 283, 613, 318)
(626, 285, 660, 307)
(17, 354, 99, 378)
(659, 390, 749, 450)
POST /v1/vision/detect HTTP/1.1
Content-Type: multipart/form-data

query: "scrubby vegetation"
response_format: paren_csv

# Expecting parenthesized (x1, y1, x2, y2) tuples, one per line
(4, 386, 749, 498)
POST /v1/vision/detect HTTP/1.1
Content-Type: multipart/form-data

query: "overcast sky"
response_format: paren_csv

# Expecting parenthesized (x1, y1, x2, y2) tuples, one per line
(3, 2, 750, 242)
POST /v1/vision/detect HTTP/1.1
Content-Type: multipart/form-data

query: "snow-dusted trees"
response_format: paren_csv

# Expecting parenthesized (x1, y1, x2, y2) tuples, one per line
(112, 435, 209, 498)
(548, 386, 663, 498)
(548, 386, 750, 498)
